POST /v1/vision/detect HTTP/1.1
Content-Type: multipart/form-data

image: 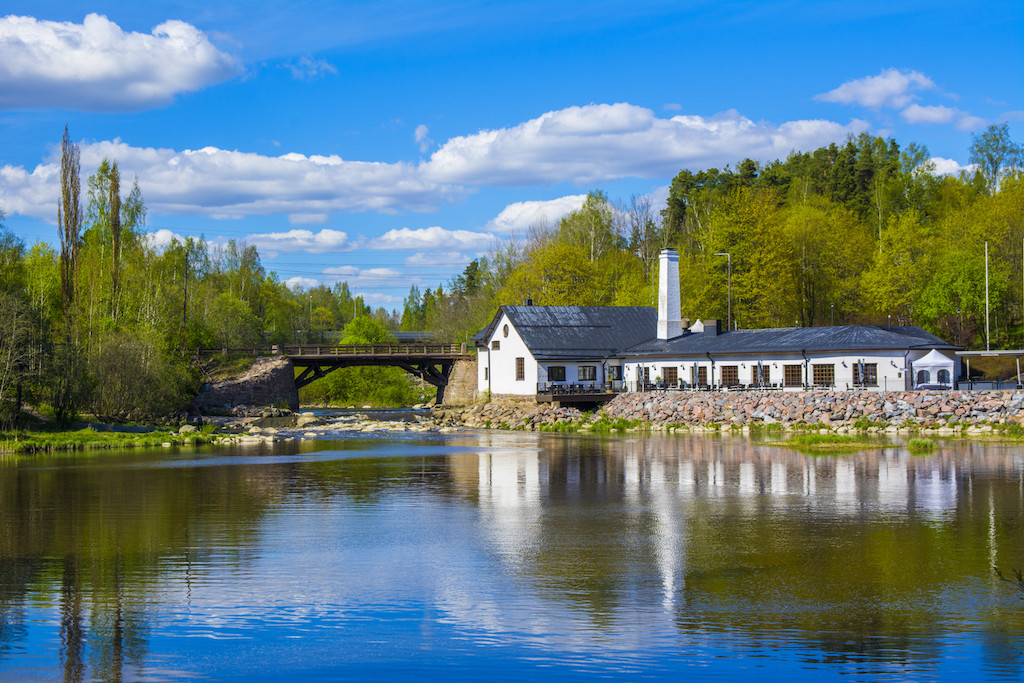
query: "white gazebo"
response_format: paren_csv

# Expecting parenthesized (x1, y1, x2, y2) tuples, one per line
(910, 349, 956, 388)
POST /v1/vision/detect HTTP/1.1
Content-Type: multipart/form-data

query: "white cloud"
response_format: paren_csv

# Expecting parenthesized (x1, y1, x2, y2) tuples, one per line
(321, 266, 408, 289)
(485, 195, 586, 233)
(422, 103, 867, 185)
(242, 228, 355, 257)
(285, 276, 320, 291)
(0, 138, 468, 222)
(814, 68, 935, 109)
(928, 157, 975, 176)
(901, 104, 956, 125)
(414, 124, 433, 153)
(0, 13, 239, 111)
(145, 228, 186, 251)
(956, 114, 988, 132)
(370, 226, 495, 251)
(285, 56, 337, 80)
(404, 252, 475, 269)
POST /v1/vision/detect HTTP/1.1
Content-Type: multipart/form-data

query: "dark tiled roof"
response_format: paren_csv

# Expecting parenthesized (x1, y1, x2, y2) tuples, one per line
(627, 324, 957, 356)
(477, 305, 658, 360)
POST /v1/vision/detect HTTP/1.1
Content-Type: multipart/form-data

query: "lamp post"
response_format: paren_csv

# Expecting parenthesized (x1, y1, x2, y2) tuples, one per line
(714, 252, 731, 331)
(830, 303, 834, 326)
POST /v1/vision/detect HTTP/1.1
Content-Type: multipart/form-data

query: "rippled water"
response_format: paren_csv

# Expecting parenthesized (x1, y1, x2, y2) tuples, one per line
(1, 430, 1023, 681)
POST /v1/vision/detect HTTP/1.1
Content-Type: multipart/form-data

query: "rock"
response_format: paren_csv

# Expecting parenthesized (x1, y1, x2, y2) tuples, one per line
(179, 425, 198, 434)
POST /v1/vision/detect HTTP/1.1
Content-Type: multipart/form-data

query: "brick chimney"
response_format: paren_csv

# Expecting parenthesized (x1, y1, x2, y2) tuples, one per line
(657, 248, 683, 340)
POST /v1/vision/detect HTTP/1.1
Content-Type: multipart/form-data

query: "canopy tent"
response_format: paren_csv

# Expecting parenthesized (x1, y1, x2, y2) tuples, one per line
(911, 349, 956, 389)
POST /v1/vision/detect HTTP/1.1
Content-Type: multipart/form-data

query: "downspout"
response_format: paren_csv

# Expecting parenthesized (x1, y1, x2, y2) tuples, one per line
(487, 346, 492, 396)
(706, 352, 715, 389)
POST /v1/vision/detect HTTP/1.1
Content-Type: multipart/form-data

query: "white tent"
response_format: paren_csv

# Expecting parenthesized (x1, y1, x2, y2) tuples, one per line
(912, 349, 956, 389)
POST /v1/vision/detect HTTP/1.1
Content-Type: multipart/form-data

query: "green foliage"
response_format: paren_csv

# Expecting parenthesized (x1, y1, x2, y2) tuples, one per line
(907, 437, 936, 452)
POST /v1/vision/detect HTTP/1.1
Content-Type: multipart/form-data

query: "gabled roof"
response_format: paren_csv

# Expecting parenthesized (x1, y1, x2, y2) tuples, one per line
(626, 324, 958, 357)
(476, 305, 658, 360)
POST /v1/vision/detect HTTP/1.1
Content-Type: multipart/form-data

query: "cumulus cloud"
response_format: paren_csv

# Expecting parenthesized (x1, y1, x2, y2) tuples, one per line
(901, 104, 957, 125)
(145, 228, 187, 251)
(814, 68, 935, 109)
(0, 138, 468, 221)
(242, 228, 355, 257)
(928, 157, 975, 176)
(414, 124, 434, 153)
(422, 103, 867, 185)
(370, 226, 495, 252)
(285, 276, 320, 291)
(485, 195, 586, 233)
(0, 13, 239, 111)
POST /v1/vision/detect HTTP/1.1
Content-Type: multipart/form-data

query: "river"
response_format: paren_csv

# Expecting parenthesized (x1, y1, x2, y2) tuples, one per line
(1, 426, 1023, 681)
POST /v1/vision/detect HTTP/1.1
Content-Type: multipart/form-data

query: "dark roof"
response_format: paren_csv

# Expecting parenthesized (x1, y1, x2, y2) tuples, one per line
(627, 324, 958, 357)
(477, 305, 658, 360)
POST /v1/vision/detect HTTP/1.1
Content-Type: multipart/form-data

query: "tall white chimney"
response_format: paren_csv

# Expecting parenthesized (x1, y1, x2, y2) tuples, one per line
(657, 248, 683, 339)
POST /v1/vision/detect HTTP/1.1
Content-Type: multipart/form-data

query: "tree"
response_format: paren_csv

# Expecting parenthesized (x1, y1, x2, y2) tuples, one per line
(58, 126, 82, 317)
(557, 191, 618, 263)
(970, 123, 1022, 195)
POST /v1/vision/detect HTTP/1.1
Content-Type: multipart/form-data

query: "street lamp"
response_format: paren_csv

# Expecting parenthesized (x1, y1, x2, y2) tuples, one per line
(830, 303, 834, 326)
(714, 252, 731, 331)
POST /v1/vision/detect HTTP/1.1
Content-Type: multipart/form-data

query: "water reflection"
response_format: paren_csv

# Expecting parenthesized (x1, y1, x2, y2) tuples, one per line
(1, 435, 1023, 680)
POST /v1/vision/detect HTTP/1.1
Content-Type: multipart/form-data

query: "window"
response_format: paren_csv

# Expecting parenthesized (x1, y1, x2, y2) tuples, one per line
(484, 367, 488, 381)
(916, 369, 931, 385)
(662, 367, 678, 385)
(938, 369, 951, 384)
(502, 324, 509, 338)
(812, 364, 835, 387)
(548, 366, 566, 382)
(784, 364, 802, 387)
(694, 366, 707, 387)
(515, 357, 525, 381)
(721, 365, 739, 386)
(755, 364, 770, 386)
(607, 365, 622, 380)
(578, 365, 597, 381)
(491, 340, 500, 350)
(852, 362, 877, 386)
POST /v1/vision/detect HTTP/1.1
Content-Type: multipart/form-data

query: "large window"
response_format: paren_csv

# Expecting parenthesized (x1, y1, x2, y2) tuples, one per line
(607, 365, 622, 381)
(662, 367, 678, 385)
(852, 362, 877, 386)
(812, 364, 835, 387)
(548, 366, 566, 382)
(578, 365, 597, 381)
(693, 366, 707, 387)
(721, 366, 739, 386)
(784, 364, 802, 387)
(916, 369, 931, 385)
(515, 357, 525, 381)
(938, 369, 951, 385)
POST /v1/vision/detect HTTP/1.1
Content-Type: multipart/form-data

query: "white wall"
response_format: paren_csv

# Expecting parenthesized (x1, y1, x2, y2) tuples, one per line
(624, 350, 917, 391)
(478, 313, 539, 395)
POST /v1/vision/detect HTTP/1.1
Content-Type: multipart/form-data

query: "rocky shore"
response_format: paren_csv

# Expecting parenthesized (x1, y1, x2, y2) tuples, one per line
(430, 389, 1024, 435)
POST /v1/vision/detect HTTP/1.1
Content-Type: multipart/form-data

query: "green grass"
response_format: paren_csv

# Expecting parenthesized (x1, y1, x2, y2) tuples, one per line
(0, 426, 216, 454)
(781, 433, 884, 452)
(907, 437, 936, 452)
(588, 417, 640, 433)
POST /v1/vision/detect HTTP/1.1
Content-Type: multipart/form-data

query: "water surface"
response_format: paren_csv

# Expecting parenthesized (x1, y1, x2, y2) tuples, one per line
(1, 431, 1023, 681)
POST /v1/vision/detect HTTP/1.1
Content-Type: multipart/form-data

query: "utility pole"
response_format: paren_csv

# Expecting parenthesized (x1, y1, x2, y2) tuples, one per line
(986, 241, 990, 351)
(714, 252, 731, 331)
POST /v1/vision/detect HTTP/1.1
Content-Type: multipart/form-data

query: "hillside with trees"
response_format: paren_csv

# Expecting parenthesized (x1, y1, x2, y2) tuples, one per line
(0, 125, 1021, 422)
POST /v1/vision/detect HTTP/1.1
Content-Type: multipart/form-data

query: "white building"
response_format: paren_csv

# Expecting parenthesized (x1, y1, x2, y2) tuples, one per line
(474, 249, 959, 398)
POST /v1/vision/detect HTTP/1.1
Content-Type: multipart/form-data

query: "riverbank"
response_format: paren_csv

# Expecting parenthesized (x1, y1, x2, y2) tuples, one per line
(431, 389, 1024, 436)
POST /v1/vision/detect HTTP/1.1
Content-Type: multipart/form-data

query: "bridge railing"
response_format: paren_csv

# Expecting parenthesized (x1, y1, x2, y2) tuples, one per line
(192, 343, 470, 357)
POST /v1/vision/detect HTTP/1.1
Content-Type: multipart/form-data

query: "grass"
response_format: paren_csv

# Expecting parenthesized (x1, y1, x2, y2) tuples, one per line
(907, 437, 936, 452)
(780, 433, 884, 452)
(0, 425, 216, 454)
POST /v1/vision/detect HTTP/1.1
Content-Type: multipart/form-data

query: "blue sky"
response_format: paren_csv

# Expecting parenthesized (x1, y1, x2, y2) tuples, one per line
(1, 1, 1021, 308)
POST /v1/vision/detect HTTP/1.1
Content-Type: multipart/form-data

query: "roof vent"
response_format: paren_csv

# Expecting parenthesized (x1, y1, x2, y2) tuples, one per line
(525, 297, 533, 306)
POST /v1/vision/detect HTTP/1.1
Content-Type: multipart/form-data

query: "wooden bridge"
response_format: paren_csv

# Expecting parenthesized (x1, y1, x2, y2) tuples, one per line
(196, 343, 473, 403)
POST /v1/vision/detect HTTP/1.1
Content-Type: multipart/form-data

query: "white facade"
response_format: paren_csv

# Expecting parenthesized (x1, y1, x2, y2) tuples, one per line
(477, 311, 539, 396)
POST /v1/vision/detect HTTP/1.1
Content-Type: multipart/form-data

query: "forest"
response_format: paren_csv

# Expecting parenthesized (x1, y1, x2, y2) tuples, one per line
(0, 125, 1021, 423)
